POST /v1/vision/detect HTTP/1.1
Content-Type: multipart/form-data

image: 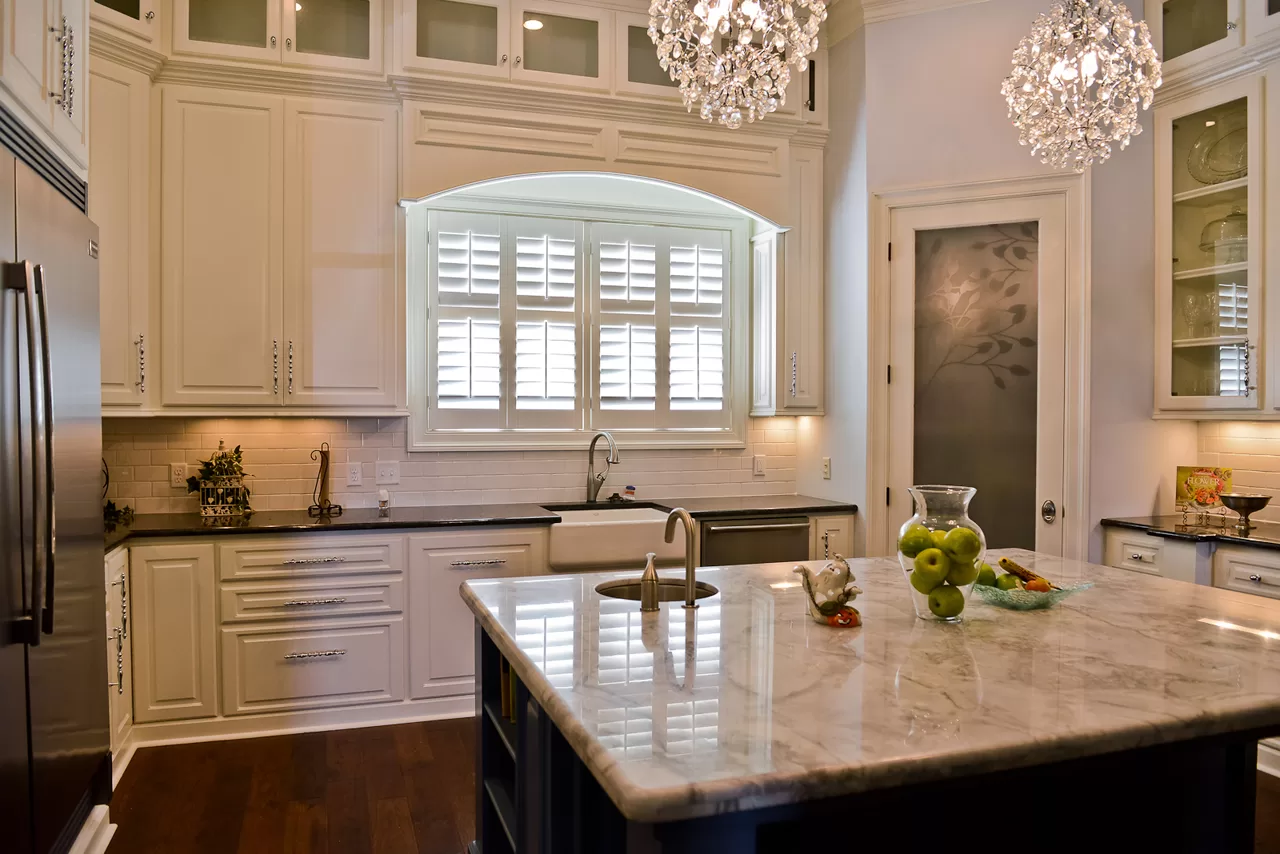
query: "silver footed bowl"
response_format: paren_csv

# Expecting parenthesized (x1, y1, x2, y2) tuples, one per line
(1220, 493, 1271, 529)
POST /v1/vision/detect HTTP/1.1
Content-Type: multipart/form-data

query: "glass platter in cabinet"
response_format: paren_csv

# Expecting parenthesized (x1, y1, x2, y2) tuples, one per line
(283, 0, 383, 72)
(173, 0, 281, 62)
(511, 0, 612, 91)
(1145, 0, 1244, 77)
(1155, 80, 1262, 411)
(405, 0, 512, 78)
(92, 0, 157, 42)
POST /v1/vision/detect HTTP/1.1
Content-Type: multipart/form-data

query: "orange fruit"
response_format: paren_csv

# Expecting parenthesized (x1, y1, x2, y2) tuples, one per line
(1025, 578, 1052, 593)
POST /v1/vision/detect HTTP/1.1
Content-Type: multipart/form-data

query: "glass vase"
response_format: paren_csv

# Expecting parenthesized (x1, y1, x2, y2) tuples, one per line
(896, 485, 986, 622)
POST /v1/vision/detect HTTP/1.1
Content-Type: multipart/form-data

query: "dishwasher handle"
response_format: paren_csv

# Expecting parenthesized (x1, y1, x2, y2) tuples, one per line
(702, 520, 811, 535)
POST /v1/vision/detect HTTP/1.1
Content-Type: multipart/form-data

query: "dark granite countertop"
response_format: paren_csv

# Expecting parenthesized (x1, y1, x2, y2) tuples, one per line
(104, 504, 561, 551)
(1101, 515, 1280, 551)
(542, 494, 858, 519)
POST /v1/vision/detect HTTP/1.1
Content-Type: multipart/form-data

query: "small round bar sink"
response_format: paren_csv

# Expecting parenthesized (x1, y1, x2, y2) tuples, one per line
(595, 579, 719, 603)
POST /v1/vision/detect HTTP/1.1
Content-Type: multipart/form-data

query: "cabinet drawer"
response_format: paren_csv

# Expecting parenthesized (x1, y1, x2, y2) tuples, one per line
(1102, 529, 1163, 575)
(219, 535, 405, 581)
(220, 576, 404, 623)
(1215, 546, 1280, 600)
(220, 618, 404, 715)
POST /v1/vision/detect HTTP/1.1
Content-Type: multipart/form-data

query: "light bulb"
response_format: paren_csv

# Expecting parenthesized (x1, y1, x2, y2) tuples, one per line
(523, 18, 543, 30)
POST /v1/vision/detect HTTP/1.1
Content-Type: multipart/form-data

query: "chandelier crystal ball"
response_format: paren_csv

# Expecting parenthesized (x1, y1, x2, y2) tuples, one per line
(648, 0, 827, 129)
(1001, 0, 1161, 170)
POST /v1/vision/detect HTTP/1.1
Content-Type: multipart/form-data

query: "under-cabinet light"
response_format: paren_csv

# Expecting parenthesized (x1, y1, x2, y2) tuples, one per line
(524, 18, 544, 29)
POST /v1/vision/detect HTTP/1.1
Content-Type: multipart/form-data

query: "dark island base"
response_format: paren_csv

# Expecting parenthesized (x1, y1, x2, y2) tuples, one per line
(473, 628, 1263, 854)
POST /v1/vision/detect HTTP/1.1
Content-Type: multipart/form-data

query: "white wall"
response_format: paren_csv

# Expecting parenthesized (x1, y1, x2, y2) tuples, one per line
(801, 0, 1197, 558)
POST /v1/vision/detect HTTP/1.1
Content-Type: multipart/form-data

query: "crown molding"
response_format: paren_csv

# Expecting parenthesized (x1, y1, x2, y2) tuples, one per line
(823, 0, 991, 43)
(1154, 35, 1280, 104)
(155, 59, 400, 102)
(89, 28, 165, 78)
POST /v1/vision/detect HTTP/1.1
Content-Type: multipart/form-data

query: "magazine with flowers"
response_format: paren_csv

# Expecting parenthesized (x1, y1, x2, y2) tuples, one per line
(1175, 466, 1233, 510)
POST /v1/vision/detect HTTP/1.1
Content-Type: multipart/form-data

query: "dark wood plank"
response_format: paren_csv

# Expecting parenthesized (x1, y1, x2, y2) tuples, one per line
(372, 797, 419, 854)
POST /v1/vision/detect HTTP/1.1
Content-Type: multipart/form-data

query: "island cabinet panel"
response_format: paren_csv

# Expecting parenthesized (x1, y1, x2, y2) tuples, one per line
(220, 617, 405, 715)
(161, 87, 284, 406)
(1101, 527, 1206, 583)
(408, 529, 545, 699)
(1213, 543, 1280, 599)
(130, 543, 218, 723)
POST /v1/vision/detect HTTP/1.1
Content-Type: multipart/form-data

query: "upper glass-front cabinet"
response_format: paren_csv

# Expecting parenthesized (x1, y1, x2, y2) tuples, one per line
(1155, 77, 1262, 412)
(91, 0, 158, 42)
(409, 0, 510, 76)
(1146, 0, 1244, 76)
(174, 0, 382, 70)
(1246, 0, 1280, 39)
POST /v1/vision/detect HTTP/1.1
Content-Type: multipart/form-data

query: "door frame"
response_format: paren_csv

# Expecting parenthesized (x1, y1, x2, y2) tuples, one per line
(866, 174, 1091, 560)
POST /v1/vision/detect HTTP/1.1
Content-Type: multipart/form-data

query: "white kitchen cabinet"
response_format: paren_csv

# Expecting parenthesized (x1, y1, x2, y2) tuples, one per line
(130, 543, 218, 723)
(404, 0, 512, 77)
(0, 0, 88, 175)
(1101, 526, 1210, 584)
(161, 87, 284, 406)
(613, 11, 678, 99)
(812, 515, 853, 561)
(91, 0, 158, 45)
(1153, 76, 1263, 414)
(511, 0, 611, 91)
(91, 57, 151, 408)
(173, 0, 280, 62)
(1247, 0, 1280, 40)
(104, 548, 133, 765)
(283, 99, 400, 407)
(408, 528, 546, 699)
(1213, 543, 1280, 599)
(1146, 0, 1245, 82)
(173, 0, 382, 72)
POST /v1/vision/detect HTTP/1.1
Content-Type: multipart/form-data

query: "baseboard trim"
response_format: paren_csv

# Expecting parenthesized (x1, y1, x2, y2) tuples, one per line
(111, 736, 139, 790)
(130, 694, 474, 749)
(66, 806, 115, 854)
(1259, 740, 1280, 778)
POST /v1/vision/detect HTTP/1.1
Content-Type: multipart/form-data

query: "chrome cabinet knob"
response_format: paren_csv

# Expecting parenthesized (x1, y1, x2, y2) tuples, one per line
(1250, 574, 1262, 583)
(145, 10, 154, 19)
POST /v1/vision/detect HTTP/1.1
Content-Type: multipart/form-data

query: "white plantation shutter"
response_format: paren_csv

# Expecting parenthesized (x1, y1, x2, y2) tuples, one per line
(667, 231, 729, 424)
(670, 326, 723, 410)
(599, 323, 657, 409)
(437, 317, 502, 408)
(437, 229, 501, 297)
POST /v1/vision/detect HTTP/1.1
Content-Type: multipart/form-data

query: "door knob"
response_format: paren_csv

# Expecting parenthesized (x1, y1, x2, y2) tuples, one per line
(1041, 499, 1057, 524)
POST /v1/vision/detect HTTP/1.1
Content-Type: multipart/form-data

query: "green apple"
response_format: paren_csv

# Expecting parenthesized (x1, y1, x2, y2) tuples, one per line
(946, 559, 979, 587)
(928, 584, 966, 619)
(942, 526, 982, 562)
(995, 573, 1021, 591)
(976, 563, 997, 587)
(930, 530, 948, 549)
(897, 523, 933, 558)
(911, 548, 950, 593)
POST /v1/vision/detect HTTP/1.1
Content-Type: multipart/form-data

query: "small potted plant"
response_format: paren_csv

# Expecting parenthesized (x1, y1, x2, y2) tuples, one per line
(186, 440, 252, 519)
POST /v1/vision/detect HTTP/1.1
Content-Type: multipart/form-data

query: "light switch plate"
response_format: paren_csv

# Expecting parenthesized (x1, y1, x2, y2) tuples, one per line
(169, 463, 187, 488)
(822, 457, 831, 480)
(752, 455, 766, 476)
(346, 464, 363, 487)
(376, 461, 400, 485)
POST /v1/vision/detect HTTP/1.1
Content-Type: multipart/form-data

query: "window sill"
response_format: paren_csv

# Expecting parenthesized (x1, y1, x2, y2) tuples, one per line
(408, 428, 747, 453)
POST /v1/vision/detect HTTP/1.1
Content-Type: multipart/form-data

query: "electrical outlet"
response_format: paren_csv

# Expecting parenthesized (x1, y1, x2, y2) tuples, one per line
(346, 464, 363, 487)
(752, 455, 766, 476)
(376, 461, 400, 485)
(822, 457, 831, 480)
(169, 463, 187, 488)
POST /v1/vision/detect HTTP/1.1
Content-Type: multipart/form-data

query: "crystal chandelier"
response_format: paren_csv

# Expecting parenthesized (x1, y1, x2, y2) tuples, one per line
(1001, 0, 1161, 170)
(648, 0, 827, 129)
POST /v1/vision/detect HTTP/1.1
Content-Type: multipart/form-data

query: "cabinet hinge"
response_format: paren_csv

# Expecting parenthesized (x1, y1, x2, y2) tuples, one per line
(886, 487, 891, 506)
(887, 242, 892, 262)
(887, 365, 891, 384)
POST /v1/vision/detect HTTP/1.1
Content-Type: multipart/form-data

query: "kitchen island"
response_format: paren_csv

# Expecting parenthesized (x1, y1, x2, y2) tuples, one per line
(461, 550, 1280, 853)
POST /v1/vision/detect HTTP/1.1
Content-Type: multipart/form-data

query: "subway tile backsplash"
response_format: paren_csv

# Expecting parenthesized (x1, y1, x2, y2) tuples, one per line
(1199, 421, 1280, 524)
(103, 417, 799, 514)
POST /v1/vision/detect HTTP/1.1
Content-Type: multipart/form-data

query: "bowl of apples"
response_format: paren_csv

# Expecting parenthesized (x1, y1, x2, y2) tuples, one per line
(971, 557, 1093, 611)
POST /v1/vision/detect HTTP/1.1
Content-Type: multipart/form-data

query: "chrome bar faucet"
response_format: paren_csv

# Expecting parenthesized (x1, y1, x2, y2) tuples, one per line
(664, 507, 698, 609)
(586, 431, 620, 502)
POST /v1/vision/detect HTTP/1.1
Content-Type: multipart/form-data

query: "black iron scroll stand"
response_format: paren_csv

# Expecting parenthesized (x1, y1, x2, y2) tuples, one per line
(308, 442, 343, 518)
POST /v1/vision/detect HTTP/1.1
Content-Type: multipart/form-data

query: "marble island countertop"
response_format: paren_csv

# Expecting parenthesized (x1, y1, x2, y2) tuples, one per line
(461, 549, 1280, 823)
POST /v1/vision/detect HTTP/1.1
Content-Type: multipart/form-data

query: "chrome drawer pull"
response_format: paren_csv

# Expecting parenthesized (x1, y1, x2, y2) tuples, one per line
(1250, 574, 1263, 583)
(450, 558, 507, 568)
(1129, 552, 1150, 562)
(282, 556, 348, 566)
(283, 649, 347, 661)
(282, 597, 348, 607)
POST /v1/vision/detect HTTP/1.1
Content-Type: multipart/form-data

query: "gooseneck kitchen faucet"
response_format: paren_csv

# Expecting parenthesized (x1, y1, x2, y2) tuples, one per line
(664, 507, 699, 609)
(586, 431, 620, 502)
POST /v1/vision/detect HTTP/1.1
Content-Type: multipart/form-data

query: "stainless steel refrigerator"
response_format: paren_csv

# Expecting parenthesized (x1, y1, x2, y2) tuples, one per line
(0, 150, 109, 854)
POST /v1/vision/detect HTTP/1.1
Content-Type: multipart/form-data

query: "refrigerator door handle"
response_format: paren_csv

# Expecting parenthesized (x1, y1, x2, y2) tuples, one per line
(2, 261, 45, 646)
(34, 265, 54, 636)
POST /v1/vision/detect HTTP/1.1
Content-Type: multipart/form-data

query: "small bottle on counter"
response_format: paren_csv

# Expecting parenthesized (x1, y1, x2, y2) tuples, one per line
(624, 485, 636, 500)
(378, 489, 390, 517)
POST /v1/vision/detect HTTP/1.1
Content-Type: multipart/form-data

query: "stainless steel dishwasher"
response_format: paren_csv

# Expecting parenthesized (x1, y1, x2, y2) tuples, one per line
(699, 516, 811, 566)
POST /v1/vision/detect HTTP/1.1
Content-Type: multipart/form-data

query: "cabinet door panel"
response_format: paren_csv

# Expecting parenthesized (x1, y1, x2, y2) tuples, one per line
(284, 100, 399, 407)
(130, 544, 217, 723)
(511, 0, 611, 90)
(782, 146, 823, 410)
(173, 0, 281, 62)
(161, 88, 284, 406)
(49, 0, 88, 168)
(91, 59, 149, 407)
(91, 0, 158, 44)
(2, 0, 53, 128)
(403, 0, 512, 78)
(282, 0, 382, 72)
(813, 515, 852, 560)
(104, 550, 132, 753)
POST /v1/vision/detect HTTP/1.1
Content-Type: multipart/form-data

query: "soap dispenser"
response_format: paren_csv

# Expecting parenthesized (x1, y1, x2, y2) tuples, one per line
(639, 552, 659, 612)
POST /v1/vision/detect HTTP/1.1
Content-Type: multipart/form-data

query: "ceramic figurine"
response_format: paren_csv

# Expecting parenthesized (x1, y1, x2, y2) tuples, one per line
(794, 556, 863, 627)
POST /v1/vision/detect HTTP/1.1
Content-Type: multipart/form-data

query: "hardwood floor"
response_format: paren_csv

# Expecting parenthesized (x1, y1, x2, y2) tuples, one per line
(111, 721, 1280, 854)
(110, 719, 476, 854)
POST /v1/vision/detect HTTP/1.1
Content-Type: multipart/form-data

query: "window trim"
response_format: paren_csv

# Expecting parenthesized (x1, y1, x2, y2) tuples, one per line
(407, 196, 751, 451)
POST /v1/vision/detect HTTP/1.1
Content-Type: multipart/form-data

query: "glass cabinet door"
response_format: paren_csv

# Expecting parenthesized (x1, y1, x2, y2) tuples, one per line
(1156, 78, 1261, 411)
(1245, 0, 1280, 40)
(91, 0, 157, 42)
(613, 12, 678, 97)
(1147, 0, 1244, 76)
(283, 0, 382, 71)
(512, 0, 611, 90)
(174, 0, 281, 61)
(405, 0, 512, 78)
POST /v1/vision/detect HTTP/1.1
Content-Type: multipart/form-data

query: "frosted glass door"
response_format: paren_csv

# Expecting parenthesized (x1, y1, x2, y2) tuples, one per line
(409, 0, 510, 77)
(911, 224, 1040, 550)
(615, 13, 678, 96)
(513, 0, 610, 89)
(284, 0, 380, 70)
(1149, 0, 1243, 74)
(176, 0, 280, 61)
